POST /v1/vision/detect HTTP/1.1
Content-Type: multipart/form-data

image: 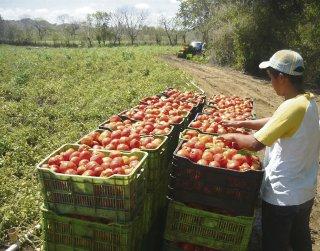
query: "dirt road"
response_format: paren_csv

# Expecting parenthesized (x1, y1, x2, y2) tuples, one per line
(162, 55, 320, 251)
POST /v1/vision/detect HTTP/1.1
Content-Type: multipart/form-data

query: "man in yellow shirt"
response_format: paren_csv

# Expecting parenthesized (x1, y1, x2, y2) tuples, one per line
(222, 50, 320, 251)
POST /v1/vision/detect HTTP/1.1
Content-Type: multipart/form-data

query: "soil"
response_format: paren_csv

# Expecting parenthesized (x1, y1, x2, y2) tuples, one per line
(162, 55, 320, 251)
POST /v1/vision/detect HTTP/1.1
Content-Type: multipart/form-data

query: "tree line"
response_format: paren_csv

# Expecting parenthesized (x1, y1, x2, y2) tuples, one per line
(177, 0, 320, 84)
(0, 8, 193, 47)
(1, 1, 319, 84)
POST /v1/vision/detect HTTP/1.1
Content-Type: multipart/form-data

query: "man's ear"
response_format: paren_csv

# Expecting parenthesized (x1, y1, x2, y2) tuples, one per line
(278, 72, 286, 83)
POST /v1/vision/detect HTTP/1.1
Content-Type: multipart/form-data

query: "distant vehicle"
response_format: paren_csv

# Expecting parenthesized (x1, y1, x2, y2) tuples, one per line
(177, 41, 205, 59)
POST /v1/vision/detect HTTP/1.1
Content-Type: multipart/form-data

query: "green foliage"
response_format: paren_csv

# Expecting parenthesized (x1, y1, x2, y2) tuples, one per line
(190, 54, 209, 64)
(184, 0, 320, 84)
(0, 45, 194, 247)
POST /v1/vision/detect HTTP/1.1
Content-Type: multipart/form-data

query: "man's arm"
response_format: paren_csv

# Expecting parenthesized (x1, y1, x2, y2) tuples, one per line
(222, 117, 271, 130)
(222, 133, 266, 151)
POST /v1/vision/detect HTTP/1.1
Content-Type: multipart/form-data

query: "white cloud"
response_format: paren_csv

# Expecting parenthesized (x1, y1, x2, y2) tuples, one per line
(0, 1, 179, 26)
(169, 0, 179, 4)
(0, 7, 96, 23)
(134, 3, 150, 10)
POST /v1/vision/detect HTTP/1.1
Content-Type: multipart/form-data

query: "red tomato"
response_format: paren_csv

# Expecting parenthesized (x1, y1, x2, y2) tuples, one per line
(110, 139, 120, 146)
(109, 151, 122, 158)
(177, 149, 189, 158)
(240, 162, 251, 171)
(129, 133, 140, 140)
(113, 167, 125, 175)
(145, 124, 154, 132)
(202, 151, 214, 162)
(209, 160, 220, 168)
(121, 129, 131, 137)
(93, 166, 104, 176)
(232, 154, 247, 165)
(101, 162, 110, 170)
(89, 131, 100, 141)
(189, 149, 203, 162)
(119, 137, 130, 144)
(78, 144, 90, 152)
(82, 170, 94, 176)
(80, 136, 94, 147)
(86, 161, 99, 170)
(111, 130, 122, 139)
(110, 157, 124, 169)
(227, 160, 240, 170)
(70, 151, 80, 159)
(49, 165, 59, 172)
(110, 115, 122, 122)
(79, 159, 89, 166)
(76, 165, 87, 175)
(194, 142, 206, 151)
(129, 156, 139, 161)
(117, 144, 130, 151)
(190, 121, 201, 128)
(145, 142, 157, 149)
(48, 156, 60, 166)
(105, 144, 116, 150)
(141, 137, 153, 145)
(129, 139, 141, 149)
(65, 169, 77, 175)
(70, 156, 80, 165)
(101, 137, 112, 147)
(59, 161, 76, 173)
(100, 168, 113, 177)
(224, 149, 237, 160)
(90, 155, 103, 165)
(79, 150, 91, 160)
(246, 155, 253, 166)
(197, 159, 208, 166)
(129, 160, 139, 168)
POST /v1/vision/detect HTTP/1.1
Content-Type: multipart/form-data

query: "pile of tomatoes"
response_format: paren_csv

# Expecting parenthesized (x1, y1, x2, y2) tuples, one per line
(177, 129, 261, 171)
(41, 146, 142, 177)
(189, 116, 250, 134)
(207, 94, 253, 109)
(80, 129, 163, 151)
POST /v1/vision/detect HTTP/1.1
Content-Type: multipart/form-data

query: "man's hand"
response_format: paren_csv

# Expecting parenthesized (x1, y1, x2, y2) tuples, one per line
(222, 117, 271, 130)
(221, 121, 243, 128)
(221, 133, 236, 141)
(221, 133, 265, 151)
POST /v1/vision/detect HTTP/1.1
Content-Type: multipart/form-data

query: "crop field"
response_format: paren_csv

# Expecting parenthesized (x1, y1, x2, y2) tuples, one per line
(0, 45, 196, 248)
(1, 45, 320, 251)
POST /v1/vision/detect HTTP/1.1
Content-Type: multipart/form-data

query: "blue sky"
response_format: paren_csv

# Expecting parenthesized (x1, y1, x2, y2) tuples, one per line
(0, 0, 179, 25)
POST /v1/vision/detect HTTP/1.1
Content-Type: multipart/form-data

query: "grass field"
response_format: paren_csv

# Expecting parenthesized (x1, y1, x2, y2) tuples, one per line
(0, 45, 195, 247)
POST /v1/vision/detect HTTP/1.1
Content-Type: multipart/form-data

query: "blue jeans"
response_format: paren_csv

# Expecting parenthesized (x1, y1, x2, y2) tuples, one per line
(262, 198, 314, 251)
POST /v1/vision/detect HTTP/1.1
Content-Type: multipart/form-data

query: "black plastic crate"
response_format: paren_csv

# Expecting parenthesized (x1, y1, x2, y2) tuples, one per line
(169, 143, 264, 216)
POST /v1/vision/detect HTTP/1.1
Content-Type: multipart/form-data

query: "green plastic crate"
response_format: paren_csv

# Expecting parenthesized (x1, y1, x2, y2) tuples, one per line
(42, 207, 142, 251)
(142, 192, 153, 235)
(37, 144, 148, 223)
(164, 201, 254, 251)
(162, 241, 184, 251)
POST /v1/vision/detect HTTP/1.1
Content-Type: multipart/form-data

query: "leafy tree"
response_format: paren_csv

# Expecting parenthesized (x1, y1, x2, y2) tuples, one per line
(90, 11, 111, 46)
(33, 19, 48, 41)
(0, 15, 4, 40)
(159, 16, 178, 46)
(178, 0, 214, 44)
(121, 7, 148, 45)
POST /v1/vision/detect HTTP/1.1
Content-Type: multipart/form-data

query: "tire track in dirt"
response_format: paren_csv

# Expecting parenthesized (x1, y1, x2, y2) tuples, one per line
(162, 55, 283, 118)
(161, 55, 320, 251)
